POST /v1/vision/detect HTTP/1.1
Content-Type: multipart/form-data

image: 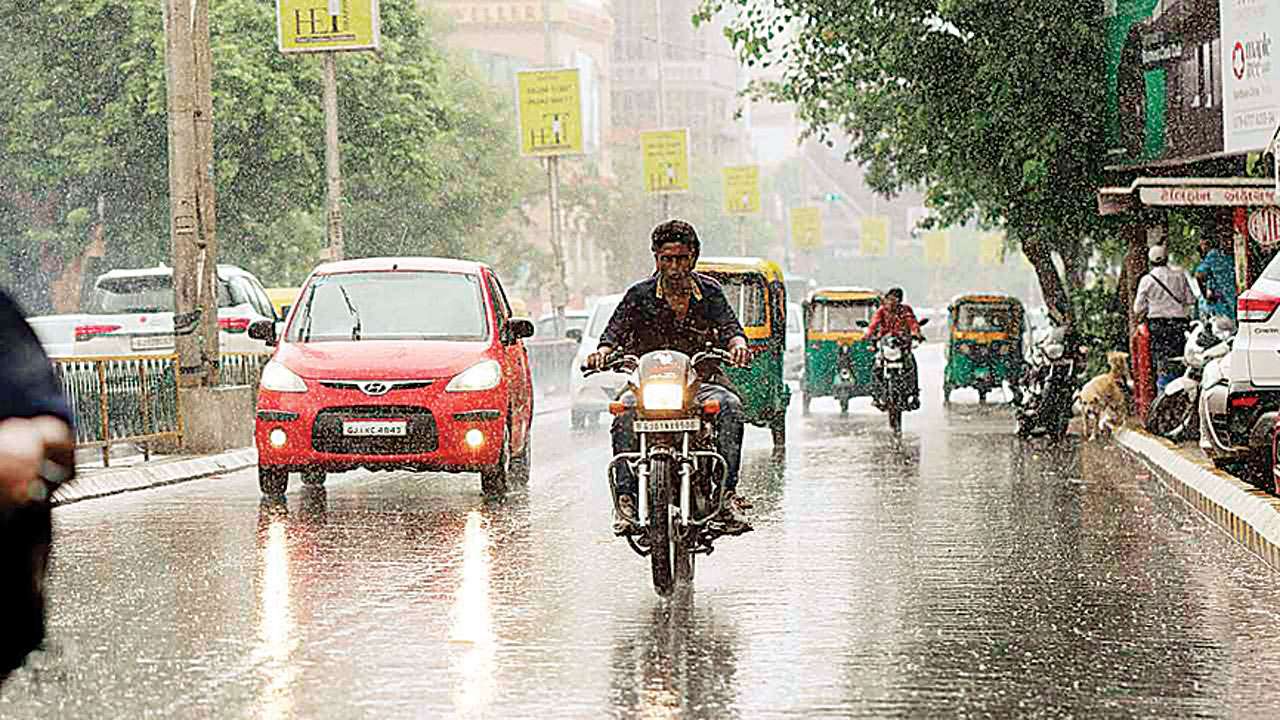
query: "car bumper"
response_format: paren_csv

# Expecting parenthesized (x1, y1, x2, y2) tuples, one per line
(255, 384, 508, 473)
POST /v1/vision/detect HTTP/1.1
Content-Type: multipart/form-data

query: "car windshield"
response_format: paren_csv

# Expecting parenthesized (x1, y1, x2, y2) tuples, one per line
(716, 275, 768, 327)
(288, 271, 487, 342)
(587, 300, 621, 338)
(812, 302, 876, 332)
(956, 304, 1016, 331)
(85, 274, 232, 313)
(536, 315, 588, 338)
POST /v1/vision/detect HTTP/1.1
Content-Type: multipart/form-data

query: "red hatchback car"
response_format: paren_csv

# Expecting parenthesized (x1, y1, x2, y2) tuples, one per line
(248, 257, 535, 497)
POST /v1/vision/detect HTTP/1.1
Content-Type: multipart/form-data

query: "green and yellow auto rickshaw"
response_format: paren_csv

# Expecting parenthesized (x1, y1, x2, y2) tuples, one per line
(943, 293, 1026, 405)
(695, 257, 791, 447)
(801, 287, 882, 415)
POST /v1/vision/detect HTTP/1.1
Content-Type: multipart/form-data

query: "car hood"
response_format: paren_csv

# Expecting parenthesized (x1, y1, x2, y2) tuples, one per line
(275, 340, 492, 380)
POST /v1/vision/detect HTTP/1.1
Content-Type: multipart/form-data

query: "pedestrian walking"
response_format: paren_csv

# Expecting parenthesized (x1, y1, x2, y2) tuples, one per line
(1133, 245, 1195, 392)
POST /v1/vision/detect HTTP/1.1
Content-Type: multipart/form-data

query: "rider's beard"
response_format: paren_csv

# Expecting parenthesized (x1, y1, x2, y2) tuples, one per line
(660, 268, 693, 297)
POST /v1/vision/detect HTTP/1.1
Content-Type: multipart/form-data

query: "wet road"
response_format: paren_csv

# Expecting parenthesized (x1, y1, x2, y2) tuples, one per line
(5, 346, 1280, 718)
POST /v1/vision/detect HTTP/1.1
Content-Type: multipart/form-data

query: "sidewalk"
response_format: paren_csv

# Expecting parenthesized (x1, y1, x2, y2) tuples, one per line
(1114, 427, 1280, 571)
(54, 392, 574, 506)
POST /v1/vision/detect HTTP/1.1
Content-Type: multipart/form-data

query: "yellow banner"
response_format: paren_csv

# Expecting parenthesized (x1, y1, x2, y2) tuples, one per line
(722, 165, 761, 215)
(978, 232, 1005, 266)
(791, 207, 822, 250)
(641, 129, 690, 193)
(277, 0, 381, 53)
(924, 230, 950, 266)
(516, 68, 584, 157)
(860, 216, 888, 257)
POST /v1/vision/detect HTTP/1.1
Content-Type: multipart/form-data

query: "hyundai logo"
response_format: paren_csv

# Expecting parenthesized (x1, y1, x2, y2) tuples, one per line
(360, 382, 391, 396)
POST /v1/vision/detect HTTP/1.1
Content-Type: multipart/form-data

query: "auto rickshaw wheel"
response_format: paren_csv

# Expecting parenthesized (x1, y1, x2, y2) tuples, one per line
(978, 389, 988, 405)
(943, 384, 952, 406)
(839, 397, 849, 415)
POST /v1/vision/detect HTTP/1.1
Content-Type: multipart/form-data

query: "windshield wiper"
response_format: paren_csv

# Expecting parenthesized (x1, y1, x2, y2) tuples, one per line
(338, 286, 362, 341)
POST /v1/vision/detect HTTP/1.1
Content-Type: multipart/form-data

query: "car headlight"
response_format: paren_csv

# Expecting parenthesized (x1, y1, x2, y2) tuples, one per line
(260, 361, 307, 393)
(641, 382, 683, 411)
(447, 360, 502, 392)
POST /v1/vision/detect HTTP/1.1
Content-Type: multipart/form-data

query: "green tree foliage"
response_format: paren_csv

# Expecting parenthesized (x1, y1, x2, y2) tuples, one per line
(0, 0, 534, 310)
(695, 0, 1110, 324)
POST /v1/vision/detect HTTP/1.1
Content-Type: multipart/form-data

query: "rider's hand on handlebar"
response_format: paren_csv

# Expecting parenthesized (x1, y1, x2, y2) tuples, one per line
(728, 339, 751, 368)
(585, 346, 613, 371)
(0, 416, 72, 506)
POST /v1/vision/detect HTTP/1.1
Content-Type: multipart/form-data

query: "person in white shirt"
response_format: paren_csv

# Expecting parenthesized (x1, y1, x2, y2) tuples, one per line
(1133, 245, 1195, 390)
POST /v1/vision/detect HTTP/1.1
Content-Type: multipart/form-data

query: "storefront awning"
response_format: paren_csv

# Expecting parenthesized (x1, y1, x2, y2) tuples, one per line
(1097, 177, 1277, 215)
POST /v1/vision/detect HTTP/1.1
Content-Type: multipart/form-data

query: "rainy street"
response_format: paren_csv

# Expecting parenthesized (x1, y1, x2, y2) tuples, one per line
(0, 346, 1277, 718)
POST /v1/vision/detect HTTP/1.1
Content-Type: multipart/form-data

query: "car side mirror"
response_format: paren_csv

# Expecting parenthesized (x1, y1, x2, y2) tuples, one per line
(565, 328, 583, 342)
(506, 317, 535, 343)
(248, 319, 277, 346)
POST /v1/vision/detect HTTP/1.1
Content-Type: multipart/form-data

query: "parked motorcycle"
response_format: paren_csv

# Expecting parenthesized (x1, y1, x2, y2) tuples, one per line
(1146, 317, 1234, 441)
(583, 347, 746, 597)
(1016, 325, 1087, 439)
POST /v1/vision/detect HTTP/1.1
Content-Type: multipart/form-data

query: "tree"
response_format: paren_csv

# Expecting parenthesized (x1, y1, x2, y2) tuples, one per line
(695, 0, 1110, 324)
(0, 0, 535, 309)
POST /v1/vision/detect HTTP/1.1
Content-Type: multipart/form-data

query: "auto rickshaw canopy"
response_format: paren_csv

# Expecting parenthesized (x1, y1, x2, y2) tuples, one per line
(947, 294, 1025, 342)
(696, 256, 786, 340)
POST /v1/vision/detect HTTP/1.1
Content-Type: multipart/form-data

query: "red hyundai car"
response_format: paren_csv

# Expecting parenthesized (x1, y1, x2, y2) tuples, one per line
(249, 257, 535, 497)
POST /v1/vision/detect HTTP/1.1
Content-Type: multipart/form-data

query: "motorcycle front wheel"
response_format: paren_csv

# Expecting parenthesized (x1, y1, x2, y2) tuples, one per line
(646, 456, 690, 596)
(1146, 391, 1189, 439)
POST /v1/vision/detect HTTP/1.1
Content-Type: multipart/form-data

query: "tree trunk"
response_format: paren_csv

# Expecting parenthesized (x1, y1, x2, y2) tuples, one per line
(1020, 233, 1073, 327)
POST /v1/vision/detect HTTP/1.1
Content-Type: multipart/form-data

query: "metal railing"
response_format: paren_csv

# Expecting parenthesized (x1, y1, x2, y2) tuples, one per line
(52, 354, 183, 467)
(219, 352, 272, 387)
(526, 339, 578, 396)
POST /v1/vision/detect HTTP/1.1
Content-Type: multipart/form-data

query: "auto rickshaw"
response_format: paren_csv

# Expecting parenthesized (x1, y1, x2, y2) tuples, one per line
(801, 287, 882, 415)
(943, 293, 1026, 405)
(695, 257, 791, 447)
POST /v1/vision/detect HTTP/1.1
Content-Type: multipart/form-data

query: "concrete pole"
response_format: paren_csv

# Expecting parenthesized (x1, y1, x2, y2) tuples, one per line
(655, 0, 669, 221)
(164, 0, 218, 387)
(323, 52, 344, 261)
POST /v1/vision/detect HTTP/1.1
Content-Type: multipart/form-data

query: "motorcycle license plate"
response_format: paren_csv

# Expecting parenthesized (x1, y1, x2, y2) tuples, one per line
(884, 362, 904, 369)
(634, 418, 700, 433)
(342, 419, 408, 437)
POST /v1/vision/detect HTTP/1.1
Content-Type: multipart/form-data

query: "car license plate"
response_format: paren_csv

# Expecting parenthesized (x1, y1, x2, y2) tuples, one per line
(131, 335, 174, 351)
(342, 419, 408, 437)
(634, 418, 700, 433)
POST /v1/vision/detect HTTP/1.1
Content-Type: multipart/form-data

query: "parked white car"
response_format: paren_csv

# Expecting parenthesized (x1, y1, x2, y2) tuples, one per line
(72, 264, 279, 356)
(568, 293, 624, 429)
(784, 301, 803, 380)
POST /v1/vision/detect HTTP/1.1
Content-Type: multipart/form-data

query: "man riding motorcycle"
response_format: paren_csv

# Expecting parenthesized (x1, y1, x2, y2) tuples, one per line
(585, 220, 753, 533)
(863, 287, 925, 410)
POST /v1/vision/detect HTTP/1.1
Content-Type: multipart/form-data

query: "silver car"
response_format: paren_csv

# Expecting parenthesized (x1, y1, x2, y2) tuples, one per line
(568, 294, 624, 429)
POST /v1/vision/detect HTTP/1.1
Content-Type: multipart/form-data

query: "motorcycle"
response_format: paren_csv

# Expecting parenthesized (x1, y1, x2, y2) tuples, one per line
(860, 320, 929, 435)
(583, 346, 746, 597)
(1016, 325, 1087, 439)
(1146, 316, 1234, 441)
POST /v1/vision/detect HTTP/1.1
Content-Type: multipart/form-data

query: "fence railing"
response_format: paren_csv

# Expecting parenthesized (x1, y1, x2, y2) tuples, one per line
(219, 352, 272, 388)
(526, 339, 578, 396)
(52, 354, 183, 467)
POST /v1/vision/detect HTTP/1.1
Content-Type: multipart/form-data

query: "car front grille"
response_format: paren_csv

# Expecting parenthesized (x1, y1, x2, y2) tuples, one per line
(311, 405, 438, 455)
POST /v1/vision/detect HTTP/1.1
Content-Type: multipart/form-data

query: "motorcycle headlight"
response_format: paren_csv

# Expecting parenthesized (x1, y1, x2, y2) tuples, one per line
(884, 345, 903, 362)
(641, 382, 684, 411)
(260, 361, 307, 393)
(1043, 344, 1065, 360)
(446, 360, 502, 392)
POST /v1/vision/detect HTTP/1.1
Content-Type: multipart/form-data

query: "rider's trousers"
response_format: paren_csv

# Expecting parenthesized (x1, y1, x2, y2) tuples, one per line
(610, 382, 745, 495)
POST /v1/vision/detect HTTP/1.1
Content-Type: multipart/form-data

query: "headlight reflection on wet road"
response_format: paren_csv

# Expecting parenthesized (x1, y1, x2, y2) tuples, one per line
(449, 510, 496, 717)
(257, 518, 298, 720)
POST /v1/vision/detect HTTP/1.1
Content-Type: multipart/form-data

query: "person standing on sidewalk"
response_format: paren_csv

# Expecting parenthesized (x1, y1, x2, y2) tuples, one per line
(1195, 226, 1237, 323)
(0, 288, 74, 685)
(1133, 245, 1195, 392)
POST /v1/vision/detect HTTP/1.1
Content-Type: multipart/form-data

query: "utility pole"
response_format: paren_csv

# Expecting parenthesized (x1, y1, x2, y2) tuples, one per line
(540, 0, 568, 336)
(655, 0, 670, 221)
(164, 0, 219, 387)
(323, 52, 344, 261)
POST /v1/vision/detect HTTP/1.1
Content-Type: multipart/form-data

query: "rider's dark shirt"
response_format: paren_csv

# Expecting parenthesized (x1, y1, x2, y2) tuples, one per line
(598, 273, 746, 358)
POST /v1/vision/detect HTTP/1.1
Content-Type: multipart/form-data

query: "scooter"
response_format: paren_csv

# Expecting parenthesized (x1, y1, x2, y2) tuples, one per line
(1016, 325, 1087, 439)
(1146, 317, 1234, 441)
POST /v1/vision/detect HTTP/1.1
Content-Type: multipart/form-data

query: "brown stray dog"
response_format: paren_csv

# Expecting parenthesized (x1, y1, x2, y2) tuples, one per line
(1076, 351, 1131, 440)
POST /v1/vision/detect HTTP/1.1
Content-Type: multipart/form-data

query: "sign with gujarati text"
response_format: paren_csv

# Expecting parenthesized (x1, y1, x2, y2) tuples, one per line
(790, 207, 822, 250)
(722, 165, 761, 215)
(923, 230, 950, 266)
(860, 216, 889, 257)
(1138, 186, 1277, 206)
(641, 129, 690, 193)
(277, 0, 380, 53)
(516, 69, 584, 157)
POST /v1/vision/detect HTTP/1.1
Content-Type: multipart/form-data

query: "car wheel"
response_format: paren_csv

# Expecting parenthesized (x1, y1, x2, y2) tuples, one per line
(259, 467, 288, 496)
(301, 469, 326, 487)
(510, 426, 531, 487)
(480, 427, 511, 497)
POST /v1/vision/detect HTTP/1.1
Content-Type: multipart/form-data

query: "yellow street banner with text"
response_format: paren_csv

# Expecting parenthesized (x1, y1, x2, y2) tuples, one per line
(791, 207, 822, 250)
(641, 129, 690, 193)
(860, 216, 889, 257)
(923, 230, 950, 266)
(722, 165, 761, 215)
(277, 0, 381, 53)
(516, 69, 584, 156)
(978, 232, 1005, 266)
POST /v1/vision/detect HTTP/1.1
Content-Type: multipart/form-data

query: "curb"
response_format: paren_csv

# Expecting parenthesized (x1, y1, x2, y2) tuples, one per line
(1115, 428, 1280, 570)
(53, 447, 258, 506)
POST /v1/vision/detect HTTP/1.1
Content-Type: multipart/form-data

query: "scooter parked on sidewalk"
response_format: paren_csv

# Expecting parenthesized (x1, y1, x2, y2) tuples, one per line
(1016, 325, 1087, 440)
(1146, 317, 1233, 442)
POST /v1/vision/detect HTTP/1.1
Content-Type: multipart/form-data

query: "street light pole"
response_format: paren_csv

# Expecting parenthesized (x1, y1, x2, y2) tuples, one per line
(655, 0, 670, 220)
(323, 52, 344, 261)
